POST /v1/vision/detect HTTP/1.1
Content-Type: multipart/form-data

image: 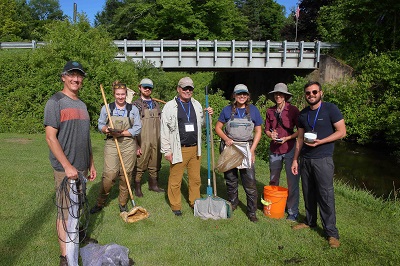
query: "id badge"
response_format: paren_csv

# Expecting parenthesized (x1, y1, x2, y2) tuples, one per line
(185, 123, 195, 132)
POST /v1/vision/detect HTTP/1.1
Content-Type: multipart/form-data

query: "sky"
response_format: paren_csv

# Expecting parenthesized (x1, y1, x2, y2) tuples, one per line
(59, 0, 299, 25)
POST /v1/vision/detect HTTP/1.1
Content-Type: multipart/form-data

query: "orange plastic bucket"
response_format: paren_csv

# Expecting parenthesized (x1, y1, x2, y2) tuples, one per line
(262, 185, 288, 219)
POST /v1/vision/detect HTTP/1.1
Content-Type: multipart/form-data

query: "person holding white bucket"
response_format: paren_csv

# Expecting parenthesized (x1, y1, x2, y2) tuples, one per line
(215, 84, 263, 222)
(291, 81, 346, 248)
(265, 83, 300, 221)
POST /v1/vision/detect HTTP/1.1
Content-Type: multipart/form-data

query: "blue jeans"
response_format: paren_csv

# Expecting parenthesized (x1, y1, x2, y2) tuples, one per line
(269, 146, 300, 216)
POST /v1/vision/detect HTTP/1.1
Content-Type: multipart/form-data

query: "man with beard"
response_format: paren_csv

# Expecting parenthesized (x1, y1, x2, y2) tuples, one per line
(291, 81, 346, 248)
(132, 78, 164, 197)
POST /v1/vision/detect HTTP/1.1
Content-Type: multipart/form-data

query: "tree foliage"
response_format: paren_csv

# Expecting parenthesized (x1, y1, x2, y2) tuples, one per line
(0, 0, 25, 41)
(94, 0, 288, 40)
(318, 0, 400, 61)
(239, 0, 285, 41)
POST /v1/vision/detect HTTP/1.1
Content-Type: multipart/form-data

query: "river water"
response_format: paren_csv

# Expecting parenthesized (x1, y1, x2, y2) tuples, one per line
(333, 141, 400, 199)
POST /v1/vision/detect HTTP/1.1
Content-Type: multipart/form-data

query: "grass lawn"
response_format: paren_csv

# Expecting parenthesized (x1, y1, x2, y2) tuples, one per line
(0, 133, 399, 266)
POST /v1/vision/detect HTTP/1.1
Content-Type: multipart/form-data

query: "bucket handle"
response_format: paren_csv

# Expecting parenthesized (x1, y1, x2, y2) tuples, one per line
(261, 196, 286, 206)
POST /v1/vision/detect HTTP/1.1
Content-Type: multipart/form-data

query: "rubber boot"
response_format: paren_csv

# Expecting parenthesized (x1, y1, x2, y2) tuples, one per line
(224, 169, 239, 210)
(241, 167, 258, 222)
(148, 177, 165, 193)
(134, 181, 143, 197)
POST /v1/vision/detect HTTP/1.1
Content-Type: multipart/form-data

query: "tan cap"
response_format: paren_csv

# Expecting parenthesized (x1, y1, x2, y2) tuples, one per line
(178, 77, 194, 89)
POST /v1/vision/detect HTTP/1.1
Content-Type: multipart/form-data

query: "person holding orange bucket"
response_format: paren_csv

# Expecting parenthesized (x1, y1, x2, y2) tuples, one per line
(265, 83, 300, 221)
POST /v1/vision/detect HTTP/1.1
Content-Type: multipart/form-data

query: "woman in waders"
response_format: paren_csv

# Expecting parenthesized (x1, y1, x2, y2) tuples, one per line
(215, 84, 263, 222)
(90, 81, 142, 214)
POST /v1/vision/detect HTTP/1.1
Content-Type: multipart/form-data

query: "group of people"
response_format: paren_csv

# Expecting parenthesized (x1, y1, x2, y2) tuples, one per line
(45, 61, 346, 265)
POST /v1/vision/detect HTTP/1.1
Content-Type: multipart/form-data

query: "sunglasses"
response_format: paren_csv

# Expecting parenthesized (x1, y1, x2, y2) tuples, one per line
(181, 86, 194, 91)
(142, 86, 152, 90)
(305, 90, 319, 96)
(113, 83, 127, 89)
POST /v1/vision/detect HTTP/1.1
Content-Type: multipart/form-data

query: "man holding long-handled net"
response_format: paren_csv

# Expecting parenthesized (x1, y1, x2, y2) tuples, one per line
(44, 61, 97, 266)
(160, 77, 213, 216)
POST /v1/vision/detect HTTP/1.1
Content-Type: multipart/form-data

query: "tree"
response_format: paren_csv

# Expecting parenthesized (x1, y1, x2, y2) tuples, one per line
(318, 0, 400, 61)
(240, 0, 285, 41)
(94, 0, 248, 40)
(0, 0, 25, 41)
(28, 0, 64, 20)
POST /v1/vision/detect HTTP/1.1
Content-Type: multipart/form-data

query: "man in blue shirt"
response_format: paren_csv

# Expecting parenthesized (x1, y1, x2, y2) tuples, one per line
(291, 81, 346, 248)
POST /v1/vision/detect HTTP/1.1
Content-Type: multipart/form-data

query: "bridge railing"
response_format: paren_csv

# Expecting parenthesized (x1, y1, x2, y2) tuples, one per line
(112, 39, 339, 64)
(1, 39, 340, 69)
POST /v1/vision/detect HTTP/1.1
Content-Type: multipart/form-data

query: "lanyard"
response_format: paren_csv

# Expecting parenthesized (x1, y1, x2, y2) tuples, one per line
(307, 103, 322, 131)
(178, 99, 191, 122)
(237, 108, 245, 118)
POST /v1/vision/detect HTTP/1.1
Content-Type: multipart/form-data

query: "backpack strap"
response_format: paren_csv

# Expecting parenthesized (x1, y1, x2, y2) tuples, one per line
(107, 102, 133, 127)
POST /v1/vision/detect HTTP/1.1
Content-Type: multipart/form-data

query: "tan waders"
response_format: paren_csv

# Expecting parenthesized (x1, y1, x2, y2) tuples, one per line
(96, 116, 136, 209)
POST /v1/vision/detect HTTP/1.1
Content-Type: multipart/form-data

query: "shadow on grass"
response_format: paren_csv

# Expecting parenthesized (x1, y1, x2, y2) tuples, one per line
(0, 196, 54, 264)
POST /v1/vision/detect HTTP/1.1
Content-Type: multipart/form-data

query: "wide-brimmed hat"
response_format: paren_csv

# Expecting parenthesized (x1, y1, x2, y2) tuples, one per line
(268, 83, 292, 102)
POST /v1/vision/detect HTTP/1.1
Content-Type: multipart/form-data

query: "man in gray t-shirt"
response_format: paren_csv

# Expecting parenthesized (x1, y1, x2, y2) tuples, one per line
(44, 61, 97, 266)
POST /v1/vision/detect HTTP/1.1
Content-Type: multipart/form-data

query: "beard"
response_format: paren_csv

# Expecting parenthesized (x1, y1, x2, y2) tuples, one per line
(306, 95, 322, 106)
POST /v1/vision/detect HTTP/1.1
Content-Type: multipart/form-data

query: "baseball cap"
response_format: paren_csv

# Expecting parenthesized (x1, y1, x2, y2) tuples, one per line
(63, 61, 86, 76)
(233, 84, 249, 94)
(140, 78, 153, 88)
(178, 77, 194, 89)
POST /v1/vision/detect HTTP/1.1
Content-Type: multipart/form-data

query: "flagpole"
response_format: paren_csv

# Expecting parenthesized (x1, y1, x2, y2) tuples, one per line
(295, 5, 300, 42)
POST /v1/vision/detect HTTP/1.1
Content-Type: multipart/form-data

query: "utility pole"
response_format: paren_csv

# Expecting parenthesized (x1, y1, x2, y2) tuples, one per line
(73, 3, 77, 23)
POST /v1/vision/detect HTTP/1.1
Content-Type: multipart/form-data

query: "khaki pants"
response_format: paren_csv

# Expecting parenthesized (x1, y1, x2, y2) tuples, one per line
(168, 146, 201, 210)
(54, 170, 87, 220)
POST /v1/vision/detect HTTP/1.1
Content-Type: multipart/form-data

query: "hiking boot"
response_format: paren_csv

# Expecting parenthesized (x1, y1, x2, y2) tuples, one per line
(90, 205, 103, 214)
(247, 213, 258, 223)
(59, 255, 68, 266)
(172, 210, 182, 216)
(328, 237, 340, 248)
(119, 204, 128, 213)
(134, 181, 143, 197)
(292, 223, 310, 230)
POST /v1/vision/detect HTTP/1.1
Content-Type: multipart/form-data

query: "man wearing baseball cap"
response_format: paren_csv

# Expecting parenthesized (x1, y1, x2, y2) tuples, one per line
(160, 77, 213, 216)
(132, 78, 165, 197)
(44, 61, 96, 265)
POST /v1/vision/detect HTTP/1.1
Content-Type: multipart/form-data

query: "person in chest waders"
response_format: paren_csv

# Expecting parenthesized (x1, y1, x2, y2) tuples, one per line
(132, 78, 165, 197)
(215, 84, 263, 222)
(90, 81, 142, 214)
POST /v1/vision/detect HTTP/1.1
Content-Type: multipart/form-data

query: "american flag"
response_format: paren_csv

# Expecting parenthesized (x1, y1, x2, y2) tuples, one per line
(295, 6, 300, 19)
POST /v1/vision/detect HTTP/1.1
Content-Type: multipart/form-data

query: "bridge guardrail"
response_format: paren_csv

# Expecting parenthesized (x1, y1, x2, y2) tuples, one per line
(1, 39, 340, 69)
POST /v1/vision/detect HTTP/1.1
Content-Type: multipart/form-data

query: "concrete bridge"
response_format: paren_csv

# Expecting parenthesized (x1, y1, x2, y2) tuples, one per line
(1, 39, 339, 70)
(114, 39, 339, 70)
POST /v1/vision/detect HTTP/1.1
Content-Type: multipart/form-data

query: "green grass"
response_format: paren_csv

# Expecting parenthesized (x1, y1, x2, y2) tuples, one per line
(0, 133, 399, 265)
